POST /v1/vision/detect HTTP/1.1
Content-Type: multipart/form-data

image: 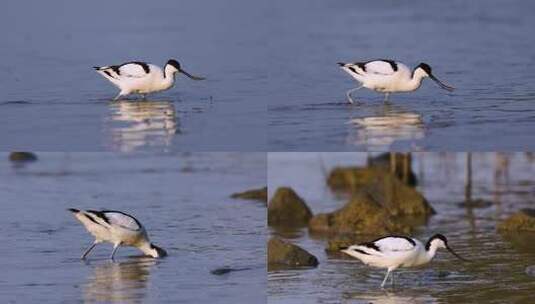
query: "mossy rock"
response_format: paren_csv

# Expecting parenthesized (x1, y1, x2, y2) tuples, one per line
(267, 237, 318, 270)
(327, 167, 434, 217)
(268, 187, 313, 226)
(231, 187, 267, 204)
(308, 191, 414, 235)
(498, 209, 535, 232)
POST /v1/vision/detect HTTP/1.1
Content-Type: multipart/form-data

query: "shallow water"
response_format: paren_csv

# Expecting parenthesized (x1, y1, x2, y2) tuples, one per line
(0, 0, 267, 151)
(268, 152, 535, 303)
(267, 0, 535, 151)
(0, 152, 266, 303)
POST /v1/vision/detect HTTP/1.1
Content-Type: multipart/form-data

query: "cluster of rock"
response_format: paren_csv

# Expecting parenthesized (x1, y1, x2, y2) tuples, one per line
(267, 163, 435, 269)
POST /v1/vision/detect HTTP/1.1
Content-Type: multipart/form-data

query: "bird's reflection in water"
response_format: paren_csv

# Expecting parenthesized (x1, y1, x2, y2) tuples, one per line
(348, 105, 425, 151)
(83, 257, 156, 303)
(107, 100, 179, 152)
(344, 290, 437, 304)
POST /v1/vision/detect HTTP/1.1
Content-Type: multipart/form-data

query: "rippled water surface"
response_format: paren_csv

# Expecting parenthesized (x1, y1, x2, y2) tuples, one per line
(268, 153, 535, 303)
(268, 0, 535, 151)
(0, 0, 267, 151)
(0, 152, 266, 303)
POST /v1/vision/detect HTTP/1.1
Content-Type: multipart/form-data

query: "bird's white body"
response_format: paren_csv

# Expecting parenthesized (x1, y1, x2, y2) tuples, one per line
(100, 64, 172, 93)
(94, 59, 204, 100)
(69, 208, 166, 259)
(340, 61, 422, 93)
(338, 60, 454, 104)
(341, 234, 465, 287)
(343, 237, 433, 269)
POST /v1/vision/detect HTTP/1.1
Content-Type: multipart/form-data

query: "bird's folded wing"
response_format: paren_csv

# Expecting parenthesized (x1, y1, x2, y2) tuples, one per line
(103, 211, 142, 231)
(117, 63, 150, 78)
(373, 237, 415, 252)
(364, 61, 397, 76)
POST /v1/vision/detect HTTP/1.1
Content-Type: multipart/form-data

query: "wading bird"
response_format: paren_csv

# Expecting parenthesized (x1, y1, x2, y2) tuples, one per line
(94, 59, 205, 100)
(340, 234, 467, 288)
(337, 59, 454, 104)
(68, 208, 167, 260)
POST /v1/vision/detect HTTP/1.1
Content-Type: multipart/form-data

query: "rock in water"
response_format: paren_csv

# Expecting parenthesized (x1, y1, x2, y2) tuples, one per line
(498, 209, 535, 232)
(230, 187, 267, 204)
(268, 187, 313, 226)
(309, 182, 433, 236)
(9, 152, 38, 162)
(210, 267, 251, 275)
(326, 167, 433, 217)
(268, 237, 318, 270)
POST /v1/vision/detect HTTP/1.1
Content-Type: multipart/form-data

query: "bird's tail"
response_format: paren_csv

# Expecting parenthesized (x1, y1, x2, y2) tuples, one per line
(67, 208, 80, 213)
(337, 62, 347, 67)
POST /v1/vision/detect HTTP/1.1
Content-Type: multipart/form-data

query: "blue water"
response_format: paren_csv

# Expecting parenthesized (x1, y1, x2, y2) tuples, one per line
(267, 0, 535, 151)
(268, 152, 535, 303)
(0, 152, 266, 303)
(0, 0, 267, 151)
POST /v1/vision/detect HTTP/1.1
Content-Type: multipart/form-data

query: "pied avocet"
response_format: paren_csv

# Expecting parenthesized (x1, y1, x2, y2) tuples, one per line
(341, 234, 467, 288)
(337, 59, 454, 104)
(94, 59, 205, 100)
(68, 208, 167, 260)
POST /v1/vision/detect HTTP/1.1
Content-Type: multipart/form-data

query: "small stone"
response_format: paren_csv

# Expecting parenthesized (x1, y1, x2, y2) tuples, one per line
(9, 152, 38, 162)
(268, 237, 318, 270)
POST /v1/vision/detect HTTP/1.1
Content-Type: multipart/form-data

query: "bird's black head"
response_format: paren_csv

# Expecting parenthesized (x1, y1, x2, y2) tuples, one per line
(430, 233, 448, 244)
(417, 62, 432, 75)
(150, 243, 168, 258)
(166, 59, 181, 70)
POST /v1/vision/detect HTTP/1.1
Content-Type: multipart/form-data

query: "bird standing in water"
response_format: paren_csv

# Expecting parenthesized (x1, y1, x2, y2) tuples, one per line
(94, 59, 205, 100)
(341, 234, 467, 288)
(337, 59, 454, 104)
(68, 208, 167, 260)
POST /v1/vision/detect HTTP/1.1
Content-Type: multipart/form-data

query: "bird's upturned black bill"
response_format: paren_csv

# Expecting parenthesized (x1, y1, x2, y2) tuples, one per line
(180, 69, 205, 80)
(429, 74, 455, 92)
(447, 246, 468, 261)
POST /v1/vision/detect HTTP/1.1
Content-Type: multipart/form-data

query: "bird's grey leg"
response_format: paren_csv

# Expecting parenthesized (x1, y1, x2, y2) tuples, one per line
(384, 93, 390, 102)
(81, 241, 98, 260)
(141, 94, 147, 100)
(346, 86, 363, 104)
(381, 269, 391, 288)
(391, 271, 395, 287)
(110, 243, 121, 260)
(113, 93, 123, 101)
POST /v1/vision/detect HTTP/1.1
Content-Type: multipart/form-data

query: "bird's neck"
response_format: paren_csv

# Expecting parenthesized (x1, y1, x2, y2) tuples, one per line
(424, 243, 439, 263)
(406, 74, 425, 92)
(161, 68, 176, 89)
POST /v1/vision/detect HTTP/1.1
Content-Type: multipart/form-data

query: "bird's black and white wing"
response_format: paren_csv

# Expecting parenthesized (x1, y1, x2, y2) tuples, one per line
(339, 59, 399, 76)
(113, 62, 151, 78)
(363, 236, 416, 253)
(101, 210, 143, 231)
(95, 61, 151, 79)
(361, 60, 399, 75)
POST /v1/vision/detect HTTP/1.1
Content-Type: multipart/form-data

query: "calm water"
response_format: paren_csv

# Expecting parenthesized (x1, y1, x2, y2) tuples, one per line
(268, 153, 535, 303)
(268, 0, 535, 151)
(0, 152, 266, 303)
(0, 0, 267, 151)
